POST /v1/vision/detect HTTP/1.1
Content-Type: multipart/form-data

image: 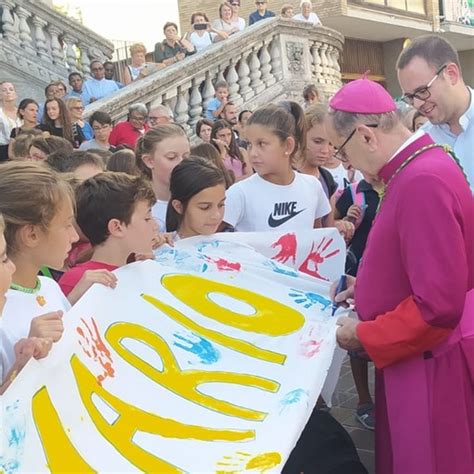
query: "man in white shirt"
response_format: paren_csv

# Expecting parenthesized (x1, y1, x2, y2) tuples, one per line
(397, 35, 473, 191)
(293, 1, 322, 26)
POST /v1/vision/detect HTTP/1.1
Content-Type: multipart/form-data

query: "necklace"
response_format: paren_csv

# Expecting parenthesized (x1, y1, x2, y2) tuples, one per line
(377, 143, 468, 213)
(10, 278, 42, 294)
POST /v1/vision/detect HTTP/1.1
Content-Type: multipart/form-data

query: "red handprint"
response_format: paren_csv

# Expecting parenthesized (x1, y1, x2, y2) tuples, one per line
(205, 256, 241, 271)
(271, 233, 297, 264)
(76, 317, 115, 385)
(298, 237, 340, 281)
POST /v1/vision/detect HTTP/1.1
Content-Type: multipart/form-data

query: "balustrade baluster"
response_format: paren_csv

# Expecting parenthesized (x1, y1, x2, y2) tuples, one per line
(0, 0, 17, 44)
(270, 37, 282, 82)
(320, 43, 329, 81)
(16, 7, 35, 54)
(78, 45, 91, 77)
(175, 87, 191, 135)
(237, 52, 253, 101)
(312, 41, 323, 83)
(65, 37, 78, 71)
(48, 25, 63, 64)
(188, 78, 203, 128)
(259, 41, 274, 88)
(226, 60, 241, 105)
(31, 17, 50, 62)
(202, 72, 215, 115)
(249, 48, 264, 94)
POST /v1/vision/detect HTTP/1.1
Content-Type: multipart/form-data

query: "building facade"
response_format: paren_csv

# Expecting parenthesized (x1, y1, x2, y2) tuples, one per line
(177, 0, 474, 95)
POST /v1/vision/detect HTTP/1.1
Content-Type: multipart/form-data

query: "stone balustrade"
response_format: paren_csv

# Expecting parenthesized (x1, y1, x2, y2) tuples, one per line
(84, 18, 344, 138)
(0, 0, 114, 100)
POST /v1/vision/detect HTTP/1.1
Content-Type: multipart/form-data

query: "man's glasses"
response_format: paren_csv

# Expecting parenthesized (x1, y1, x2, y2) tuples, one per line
(400, 64, 447, 105)
(91, 66, 104, 72)
(334, 124, 378, 162)
(130, 115, 147, 122)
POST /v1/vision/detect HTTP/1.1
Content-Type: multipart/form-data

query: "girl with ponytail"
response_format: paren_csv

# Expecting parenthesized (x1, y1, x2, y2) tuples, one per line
(223, 101, 331, 231)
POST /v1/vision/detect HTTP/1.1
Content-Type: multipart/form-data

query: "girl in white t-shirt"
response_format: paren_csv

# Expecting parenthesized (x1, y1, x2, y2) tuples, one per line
(0, 213, 53, 392)
(223, 101, 331, 232)
(166, 156, 226, 240)
(136, 124, 191, 232)
(0, 163, 84, 382)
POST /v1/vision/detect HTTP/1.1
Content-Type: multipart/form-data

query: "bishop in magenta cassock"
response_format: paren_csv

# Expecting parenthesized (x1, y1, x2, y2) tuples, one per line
(326, 77, 474, 474)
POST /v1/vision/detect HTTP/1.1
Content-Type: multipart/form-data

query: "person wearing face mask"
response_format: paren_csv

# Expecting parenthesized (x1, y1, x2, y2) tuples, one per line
(153, 22, 196, 69)
(397, 35, 473, 191)
(82, 60, 120, 105)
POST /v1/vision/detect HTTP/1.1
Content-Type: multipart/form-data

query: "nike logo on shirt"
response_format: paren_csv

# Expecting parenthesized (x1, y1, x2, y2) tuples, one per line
(268, 201, 305, 227)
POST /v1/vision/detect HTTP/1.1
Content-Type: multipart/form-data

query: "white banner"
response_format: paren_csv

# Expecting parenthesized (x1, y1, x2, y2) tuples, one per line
(1, 229, 347, 473)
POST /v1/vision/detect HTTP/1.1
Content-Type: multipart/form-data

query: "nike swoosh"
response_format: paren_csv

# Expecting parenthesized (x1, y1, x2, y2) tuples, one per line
(268, 209, 305, 227)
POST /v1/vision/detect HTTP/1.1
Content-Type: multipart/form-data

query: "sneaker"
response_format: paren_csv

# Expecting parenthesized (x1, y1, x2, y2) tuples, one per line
(356, 403, 375, 431)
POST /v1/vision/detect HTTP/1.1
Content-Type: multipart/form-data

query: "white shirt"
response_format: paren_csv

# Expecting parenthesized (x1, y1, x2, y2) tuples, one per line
(189, 31, 217, 52)
(421, 87, 474, 192)
(224, 172, 331, 232)
(232, 17, 246, 31)
(323, 163, 363, 191)
(152, 200, 169, 232)
(0, 277, 70, 383)
(293, 12, 322, 26)
(0, 107, 21, 145)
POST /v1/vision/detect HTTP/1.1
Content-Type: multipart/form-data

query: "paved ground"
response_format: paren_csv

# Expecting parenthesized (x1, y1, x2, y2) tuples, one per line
(331, 357, 375, 474)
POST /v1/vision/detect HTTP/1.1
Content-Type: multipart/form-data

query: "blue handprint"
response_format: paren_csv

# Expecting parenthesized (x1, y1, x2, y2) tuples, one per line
(196, 240, 221, 253)
(173, 332, 220, 365)
(289, 289, 332, 310)
(279, 389, 309, 414)
(264, 260, 298, 277)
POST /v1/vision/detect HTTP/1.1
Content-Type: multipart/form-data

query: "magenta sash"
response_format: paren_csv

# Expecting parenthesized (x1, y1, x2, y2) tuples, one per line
(383, 289, 474, 474)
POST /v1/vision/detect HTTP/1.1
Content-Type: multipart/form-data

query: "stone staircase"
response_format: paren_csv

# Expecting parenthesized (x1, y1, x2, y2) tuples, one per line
(0, 0, 114, 101)
(1, 4, 344, 132)
(84, 18, 344, 138)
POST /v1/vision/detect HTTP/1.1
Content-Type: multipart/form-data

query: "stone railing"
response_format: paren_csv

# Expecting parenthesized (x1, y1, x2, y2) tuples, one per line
(0, 0, 114, 100)
(85, 18, 344, 137)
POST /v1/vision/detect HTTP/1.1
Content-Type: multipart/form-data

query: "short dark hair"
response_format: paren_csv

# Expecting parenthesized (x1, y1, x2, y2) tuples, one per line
(191, 12, 209, 24)
(166, 156, 225, 232)
(76, 172, 156, 245)
(163, 22, 178, 33)
(396, 35, 460, 71)
(68, 72, 82, 81)
(89, 110, 112, 127)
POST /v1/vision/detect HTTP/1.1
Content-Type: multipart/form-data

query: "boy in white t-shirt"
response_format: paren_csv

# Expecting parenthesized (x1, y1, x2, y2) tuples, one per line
(223, 101, 331, 232)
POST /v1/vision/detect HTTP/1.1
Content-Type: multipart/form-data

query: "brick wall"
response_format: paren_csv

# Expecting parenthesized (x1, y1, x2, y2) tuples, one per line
(176, 0, 343, 32)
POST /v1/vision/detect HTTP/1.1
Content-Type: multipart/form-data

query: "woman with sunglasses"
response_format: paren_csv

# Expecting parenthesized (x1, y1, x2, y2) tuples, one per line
(65, 97, 93, 148)
(229, 0, 245, 31)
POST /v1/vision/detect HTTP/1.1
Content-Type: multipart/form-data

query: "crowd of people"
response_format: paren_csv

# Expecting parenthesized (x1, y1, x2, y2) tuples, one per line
(0, 23, 473, 474)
